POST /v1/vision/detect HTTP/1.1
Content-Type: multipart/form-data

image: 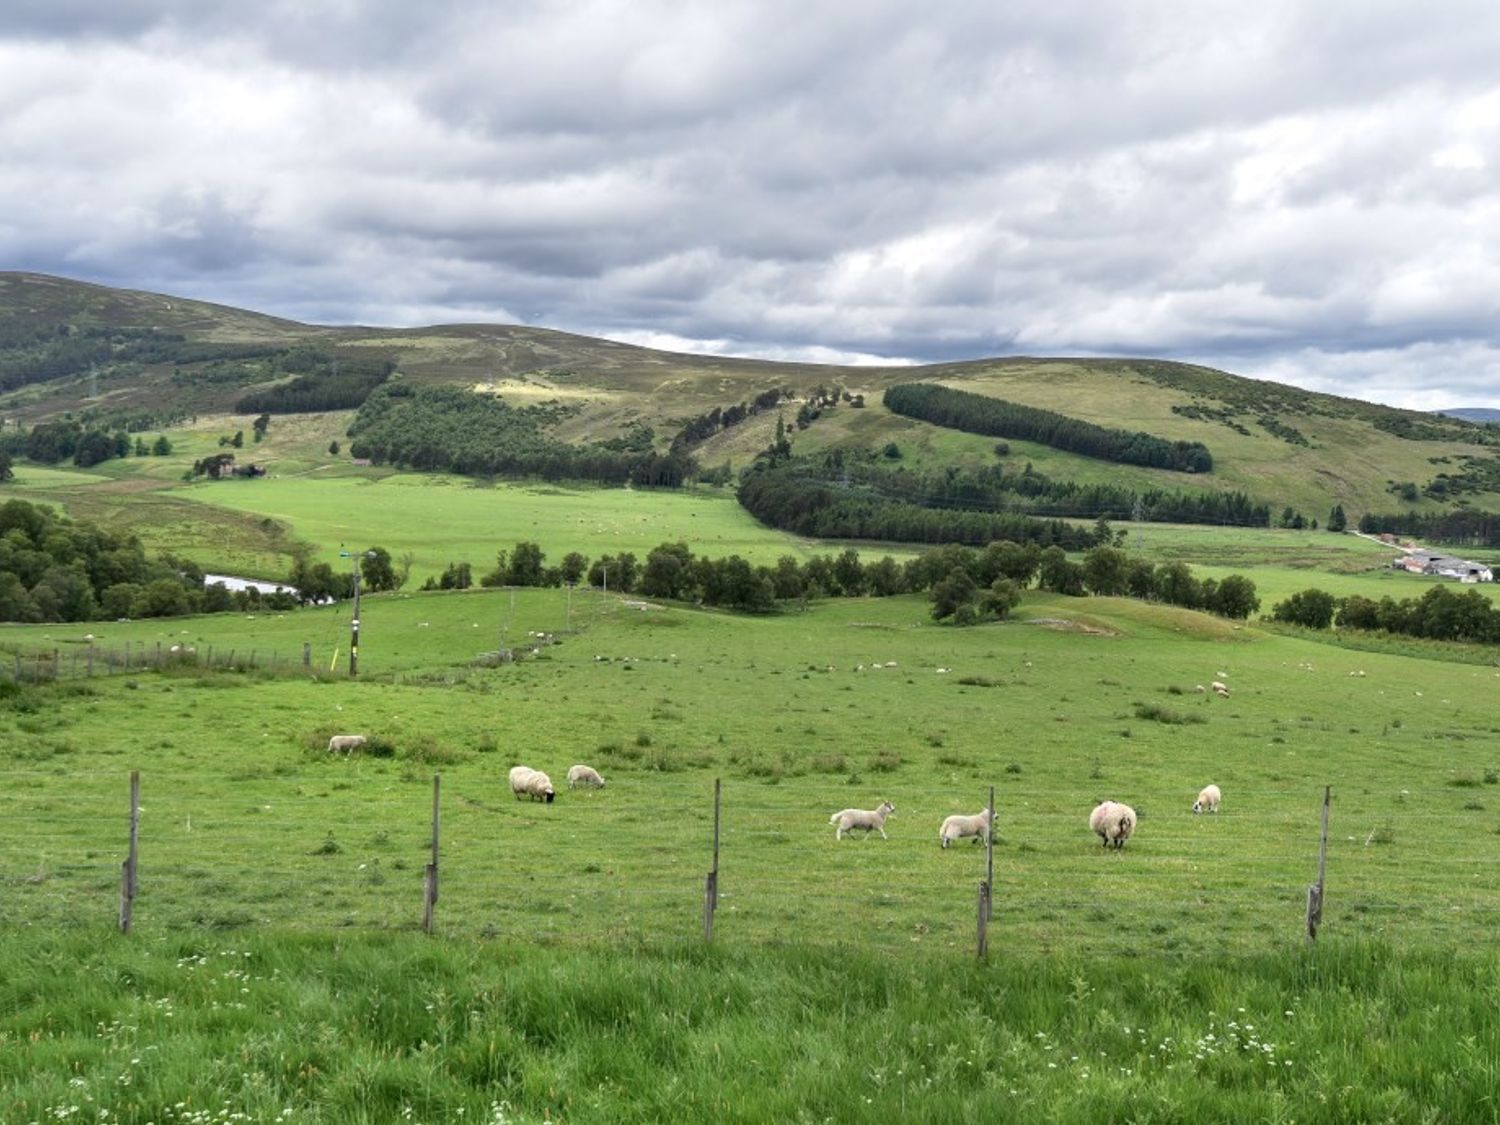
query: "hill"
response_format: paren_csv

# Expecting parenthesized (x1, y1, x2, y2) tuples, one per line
(3, 271, 1499, 525)
(1438, 407, 1500, 423)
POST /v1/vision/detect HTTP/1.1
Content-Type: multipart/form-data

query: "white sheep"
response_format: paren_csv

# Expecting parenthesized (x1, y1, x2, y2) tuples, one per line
(1089, 800, 1136, 849)
(509, 765, 555, 803)
(1193, 784, 1222, 814)
(327, 734, 367, 755)
(939, 808, 993, 848)
(1211, 680, 1230, 697)
(567, 764, 606, 790)
(829, 800, 895, 840)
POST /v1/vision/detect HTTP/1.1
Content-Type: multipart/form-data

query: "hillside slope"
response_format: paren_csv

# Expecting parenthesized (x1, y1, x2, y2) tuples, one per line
(2, 271, 1497, 521)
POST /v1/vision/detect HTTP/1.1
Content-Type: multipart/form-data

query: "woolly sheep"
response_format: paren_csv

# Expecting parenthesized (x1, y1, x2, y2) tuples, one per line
(1193, 784, 1222, 814)
(567, 764, 606, 790)
(1089, 800, 1136, 849)
(939, 808, 993, 848)
(509, 765, 556, 803)
(829, 800, 895, 840)
(328, 734, 367, 755)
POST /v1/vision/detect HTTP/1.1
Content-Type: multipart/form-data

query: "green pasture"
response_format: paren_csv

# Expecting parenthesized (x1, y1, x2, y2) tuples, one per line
(4, 587, 1498, 955)
(177, 474, 858, 580)
(3, 414, 1499, 1124)
(5, 553, 1500, 1119)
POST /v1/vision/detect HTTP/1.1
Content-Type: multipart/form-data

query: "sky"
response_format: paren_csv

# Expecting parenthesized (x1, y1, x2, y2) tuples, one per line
(5, 1, 1500, 410)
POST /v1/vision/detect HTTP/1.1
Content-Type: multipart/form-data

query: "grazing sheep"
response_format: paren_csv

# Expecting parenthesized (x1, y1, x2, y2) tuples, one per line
(509, 765, 556, 803)
(830, 800, 895, 840)
(567, 764, 606, 790)
(1211, 680, 1231, 697)
(1193, 784, 1222, 814)
(1089, 800, 1137, 849)
(939, 808, 993, 848)
(327, 734, 367, 755)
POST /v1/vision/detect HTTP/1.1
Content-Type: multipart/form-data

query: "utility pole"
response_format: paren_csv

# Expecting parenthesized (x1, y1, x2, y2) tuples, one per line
(349, 567, 361, 677)
(341, 549, 371, 678)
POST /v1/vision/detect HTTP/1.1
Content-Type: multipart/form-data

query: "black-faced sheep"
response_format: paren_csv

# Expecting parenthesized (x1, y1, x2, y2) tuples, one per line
(1193, 784, 1222, 814)
(829, 801, 895, 840)
(1089, 800, 1136, 849)
(509, 765, 556, 803)
(939, 808, 993, 848)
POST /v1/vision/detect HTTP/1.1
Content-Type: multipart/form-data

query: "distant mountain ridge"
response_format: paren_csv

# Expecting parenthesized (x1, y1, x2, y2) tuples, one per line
(1436, 408, 1500, 423)
(3, 271, 1500, 521)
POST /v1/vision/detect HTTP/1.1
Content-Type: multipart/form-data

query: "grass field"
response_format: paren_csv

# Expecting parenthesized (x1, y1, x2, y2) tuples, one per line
(4, 584, 1500, 1118)
(5, 405, 1500, 1118)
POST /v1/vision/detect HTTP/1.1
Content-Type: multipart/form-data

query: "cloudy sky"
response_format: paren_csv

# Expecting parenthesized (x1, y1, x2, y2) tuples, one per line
(5, 1, 1500, 409)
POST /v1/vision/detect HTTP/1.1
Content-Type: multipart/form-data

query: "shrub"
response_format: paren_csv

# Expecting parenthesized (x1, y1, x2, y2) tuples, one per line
(1133, 703, 1207, 725)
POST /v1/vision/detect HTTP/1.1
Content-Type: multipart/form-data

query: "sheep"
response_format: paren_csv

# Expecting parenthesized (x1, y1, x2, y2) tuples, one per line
(1089, 800, 1136, 849)
(1193, 784, 1222, 814)
(939, 808, 993, 848)
(829, 800, 895, 840)
(327, 734, 367, 755)
(509, 765, 556, 803)
(567, 764, 606, 790)
(1210, 680, 1230, 697)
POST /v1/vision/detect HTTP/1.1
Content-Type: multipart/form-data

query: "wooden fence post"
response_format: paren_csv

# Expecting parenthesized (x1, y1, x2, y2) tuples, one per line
(422, 775, 441, 934)
(87, 645, 94, 677)
(303, 642, 311, 668)
(704, 778, 721, 943)
(977, 784, 995, 959)
(119, 771, 140, 933)
(1306, 785, 1331, 943)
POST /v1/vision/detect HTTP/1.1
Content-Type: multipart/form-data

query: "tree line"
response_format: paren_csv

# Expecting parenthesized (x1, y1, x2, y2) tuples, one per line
(0, 323, 287, 394)
(737, 459, 1106, 549)
(235, 350, 395, 414)
(1271, 583, 1500, 644)
(1358, 508, 1500, 549)
(669, 387, 791, 452)
(0, 420, 172, 468)
(883, 383, 1214, 472)
(0, 499, 277, 622)
(416, 536, 1259, 622)
(347, 384, 698, 487)
(775, 450, 1274, 527)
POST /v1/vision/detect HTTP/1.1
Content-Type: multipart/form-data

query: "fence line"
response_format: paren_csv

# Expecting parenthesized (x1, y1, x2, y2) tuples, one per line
(6, 772, 1492, 955)
(0, 623, 576, 685)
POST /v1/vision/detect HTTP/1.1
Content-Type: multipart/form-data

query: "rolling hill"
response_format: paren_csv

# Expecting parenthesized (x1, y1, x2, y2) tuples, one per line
(3, 270, 1499, 525)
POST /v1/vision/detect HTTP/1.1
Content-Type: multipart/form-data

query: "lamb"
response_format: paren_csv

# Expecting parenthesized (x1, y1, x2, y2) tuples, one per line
(1193, 784, 1222, 814)
(829, 800, 895, 840)
(939, 808, 993, 848)
(567, 764, 606, 790)
(1210, 680, 1230, 697)
(509, 765, 556, 803)
(1089, 800, 1136, 849)
(327, 734, 367, 755)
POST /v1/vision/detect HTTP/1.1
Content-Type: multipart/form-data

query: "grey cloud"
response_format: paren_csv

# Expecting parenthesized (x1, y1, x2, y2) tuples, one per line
(6, 3, 1500, 406)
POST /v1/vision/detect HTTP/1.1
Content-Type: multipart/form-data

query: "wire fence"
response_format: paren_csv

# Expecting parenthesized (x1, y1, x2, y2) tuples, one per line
(4, 770, 1498, 955)
(0, 626, 568, 685)
(0, 641, 305, 682)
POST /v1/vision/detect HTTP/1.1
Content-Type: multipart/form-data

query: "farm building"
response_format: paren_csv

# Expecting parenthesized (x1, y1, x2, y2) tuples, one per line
(1392, 550, 1494, 582)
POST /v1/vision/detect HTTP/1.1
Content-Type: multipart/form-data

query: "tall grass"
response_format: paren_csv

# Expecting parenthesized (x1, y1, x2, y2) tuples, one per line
(2, 930, 1496, 1123)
